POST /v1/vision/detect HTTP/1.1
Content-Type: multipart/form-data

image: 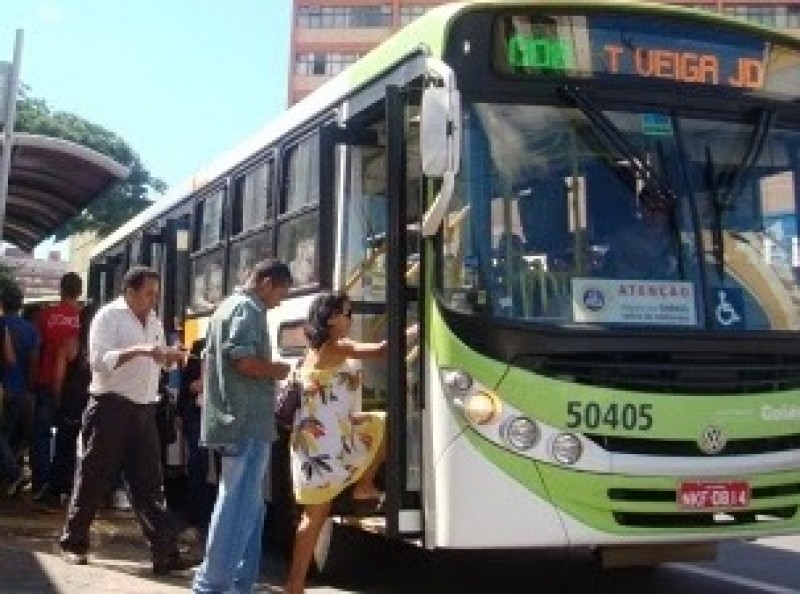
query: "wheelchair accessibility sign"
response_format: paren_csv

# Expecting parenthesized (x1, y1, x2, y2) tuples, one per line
(713, 287, 745, 330)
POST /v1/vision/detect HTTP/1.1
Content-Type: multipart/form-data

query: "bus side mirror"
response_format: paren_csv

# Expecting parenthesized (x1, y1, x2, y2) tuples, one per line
(420, 85, 461, 237)
(420, 86, 461, 177)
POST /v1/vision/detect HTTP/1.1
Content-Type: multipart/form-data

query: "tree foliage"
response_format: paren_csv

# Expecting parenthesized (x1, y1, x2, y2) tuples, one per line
(14, 89, 166, 239)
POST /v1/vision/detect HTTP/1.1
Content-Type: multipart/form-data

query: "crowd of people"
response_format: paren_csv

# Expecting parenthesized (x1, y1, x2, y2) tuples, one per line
(0, 258, 412, 592)
(0, 272, 85, 503)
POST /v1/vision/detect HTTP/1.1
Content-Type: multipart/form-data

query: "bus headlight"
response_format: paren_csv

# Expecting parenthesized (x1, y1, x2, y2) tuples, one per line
(463, 390, 501, 425)
(502, 416, 540, 451)
(550, 433, 582, 465)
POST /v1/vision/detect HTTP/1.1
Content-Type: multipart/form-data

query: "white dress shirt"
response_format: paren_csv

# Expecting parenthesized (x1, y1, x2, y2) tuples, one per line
(88, 296, 165, 404)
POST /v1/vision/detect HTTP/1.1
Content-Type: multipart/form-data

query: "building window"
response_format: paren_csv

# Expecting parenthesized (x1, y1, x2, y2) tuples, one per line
(787, 5, 800, 27)
(350, 5, 392, 27)
(399, 5, 429, 26)
(723, 4, 798, 28)
(297, 5, 391, 29)
(296, 53, 326, 76)
(295, 52, 359, 76)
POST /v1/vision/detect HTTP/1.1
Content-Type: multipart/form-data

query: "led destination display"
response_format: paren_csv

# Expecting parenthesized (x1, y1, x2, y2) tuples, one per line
(495, 13, 800, 96)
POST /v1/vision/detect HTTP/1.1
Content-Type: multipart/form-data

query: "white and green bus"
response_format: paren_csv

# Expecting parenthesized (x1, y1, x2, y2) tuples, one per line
(89, 0, 800, 568)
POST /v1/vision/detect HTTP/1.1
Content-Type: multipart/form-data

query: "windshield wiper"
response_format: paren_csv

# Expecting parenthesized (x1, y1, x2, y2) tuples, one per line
(557, 85, 677, 211)
(704, 108, 775, 279)
(720, 108, 775, 210)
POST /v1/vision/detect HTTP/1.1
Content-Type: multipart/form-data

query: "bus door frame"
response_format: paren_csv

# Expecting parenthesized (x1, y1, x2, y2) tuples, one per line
(321, 83, 423, 539)
(163, 216, 191, 339)
(385, 84, 422, 539)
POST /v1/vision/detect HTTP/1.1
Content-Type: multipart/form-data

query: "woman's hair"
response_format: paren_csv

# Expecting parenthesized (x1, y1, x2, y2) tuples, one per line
(304, 291, 349, 349)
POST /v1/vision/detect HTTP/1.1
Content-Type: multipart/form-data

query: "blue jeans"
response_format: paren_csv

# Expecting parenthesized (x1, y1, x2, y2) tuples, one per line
(192, 438, 270, 594)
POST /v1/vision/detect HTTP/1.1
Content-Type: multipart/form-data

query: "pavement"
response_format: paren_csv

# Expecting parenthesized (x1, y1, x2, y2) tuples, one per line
(0, 492, 284, 593)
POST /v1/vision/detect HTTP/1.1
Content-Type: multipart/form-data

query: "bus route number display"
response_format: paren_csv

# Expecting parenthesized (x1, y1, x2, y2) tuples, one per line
(494, 13, 797, 93)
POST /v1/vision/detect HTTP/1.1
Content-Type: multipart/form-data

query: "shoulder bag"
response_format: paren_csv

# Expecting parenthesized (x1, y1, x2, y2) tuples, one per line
(275, 354, 305, 429)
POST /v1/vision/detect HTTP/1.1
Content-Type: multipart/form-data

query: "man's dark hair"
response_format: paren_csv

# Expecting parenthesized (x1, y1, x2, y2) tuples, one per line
(60, 272, 83, 300)
(249, 259, 292, 288)
(123, 266, 161, 292)
(1, 284, 24, 313)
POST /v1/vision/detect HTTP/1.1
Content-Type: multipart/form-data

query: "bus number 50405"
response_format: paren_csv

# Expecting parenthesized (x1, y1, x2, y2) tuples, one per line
(565, 401, 654, 431)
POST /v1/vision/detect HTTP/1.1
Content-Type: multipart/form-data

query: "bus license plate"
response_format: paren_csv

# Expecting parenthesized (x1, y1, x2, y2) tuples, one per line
(677, 481, 750, 509)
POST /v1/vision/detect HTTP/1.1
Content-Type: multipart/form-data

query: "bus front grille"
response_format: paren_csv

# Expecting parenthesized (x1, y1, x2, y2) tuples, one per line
(608, 483, 800, 528)
(587, 434, 800, 456)
(612, 508, 797, 528)
(520, 352, 800, 393)
(609, 483, 800, 502)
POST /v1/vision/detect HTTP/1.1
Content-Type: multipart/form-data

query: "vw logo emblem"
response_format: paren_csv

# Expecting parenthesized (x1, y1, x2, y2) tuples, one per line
(698, 426, 727, 455)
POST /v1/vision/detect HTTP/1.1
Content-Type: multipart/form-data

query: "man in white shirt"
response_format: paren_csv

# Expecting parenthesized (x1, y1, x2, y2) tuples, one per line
(59, 266, 194, 575)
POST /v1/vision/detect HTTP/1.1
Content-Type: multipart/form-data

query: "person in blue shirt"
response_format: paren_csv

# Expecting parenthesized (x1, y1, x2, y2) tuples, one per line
(1, 284, 39, 497)
(192, 259, 292, 594)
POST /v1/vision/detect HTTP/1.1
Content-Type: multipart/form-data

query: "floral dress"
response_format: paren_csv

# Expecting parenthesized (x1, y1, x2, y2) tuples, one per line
(290, 358, 385, 505)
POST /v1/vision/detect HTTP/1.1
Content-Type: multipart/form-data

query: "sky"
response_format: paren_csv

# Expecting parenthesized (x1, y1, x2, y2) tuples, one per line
(1, 0, 292, 257)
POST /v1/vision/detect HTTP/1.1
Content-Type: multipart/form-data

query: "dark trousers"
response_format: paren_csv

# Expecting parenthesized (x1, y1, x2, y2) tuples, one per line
(50, 416, 81, 496)
(60, 393, 179, 561)
(183, 407, 218, 533)
(31, 387, 54, 492)
(0, 391, 32, 481)
(2, 390, 33, 455)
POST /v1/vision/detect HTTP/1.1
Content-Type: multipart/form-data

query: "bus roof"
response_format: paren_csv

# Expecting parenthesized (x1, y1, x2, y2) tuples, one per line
(90, 2, 463, 261)
(90, 0, 800, 261)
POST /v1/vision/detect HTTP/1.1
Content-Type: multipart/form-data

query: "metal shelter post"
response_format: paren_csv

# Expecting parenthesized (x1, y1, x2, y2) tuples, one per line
(0, 29, 23, 245)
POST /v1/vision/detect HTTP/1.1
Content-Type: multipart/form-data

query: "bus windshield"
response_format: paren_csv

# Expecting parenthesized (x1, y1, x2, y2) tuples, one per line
(439, 100, 800, 331)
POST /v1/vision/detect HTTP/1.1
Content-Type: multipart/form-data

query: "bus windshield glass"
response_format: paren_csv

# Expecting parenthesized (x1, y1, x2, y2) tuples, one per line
(438, 101, 800, 331)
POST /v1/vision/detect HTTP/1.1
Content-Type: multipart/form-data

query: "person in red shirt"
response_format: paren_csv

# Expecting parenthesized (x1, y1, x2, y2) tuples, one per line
(31, 272, 82, 505)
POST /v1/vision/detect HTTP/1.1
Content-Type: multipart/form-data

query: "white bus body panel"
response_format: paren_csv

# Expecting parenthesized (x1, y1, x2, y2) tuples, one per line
(421, 351, 568, 548)
(430, 430, 570, 548)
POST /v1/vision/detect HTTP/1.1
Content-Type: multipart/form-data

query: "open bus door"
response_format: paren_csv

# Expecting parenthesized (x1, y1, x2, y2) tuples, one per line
(308, 84, 424, 572)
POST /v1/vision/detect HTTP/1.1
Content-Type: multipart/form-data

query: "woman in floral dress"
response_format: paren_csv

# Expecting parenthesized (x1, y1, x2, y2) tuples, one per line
(284, 291, 388, 594)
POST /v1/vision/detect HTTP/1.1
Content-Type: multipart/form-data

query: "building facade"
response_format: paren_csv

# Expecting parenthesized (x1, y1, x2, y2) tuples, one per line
(1, 246, 67, 301)
(289, 0, 444, 104)
(289, 0, 800, 104)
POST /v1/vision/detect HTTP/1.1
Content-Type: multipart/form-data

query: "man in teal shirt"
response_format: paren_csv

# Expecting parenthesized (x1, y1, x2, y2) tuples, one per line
(193, 259, 292, 594)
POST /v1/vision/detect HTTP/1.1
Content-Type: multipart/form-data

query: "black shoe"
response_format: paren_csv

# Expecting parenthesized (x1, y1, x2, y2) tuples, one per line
(152, 552, 200, 575)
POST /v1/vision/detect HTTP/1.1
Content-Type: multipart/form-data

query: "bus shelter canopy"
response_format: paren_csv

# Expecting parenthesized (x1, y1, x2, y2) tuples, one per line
(1, 133, 129, 252)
